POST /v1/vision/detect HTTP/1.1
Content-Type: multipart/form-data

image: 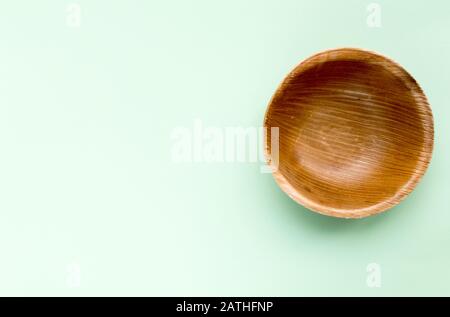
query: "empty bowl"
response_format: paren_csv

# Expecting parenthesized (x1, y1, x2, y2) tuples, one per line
(264, 48, 434, 218)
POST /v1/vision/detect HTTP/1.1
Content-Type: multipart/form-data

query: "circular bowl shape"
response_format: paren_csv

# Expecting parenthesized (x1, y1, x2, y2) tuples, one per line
(264, 48, 434, 218)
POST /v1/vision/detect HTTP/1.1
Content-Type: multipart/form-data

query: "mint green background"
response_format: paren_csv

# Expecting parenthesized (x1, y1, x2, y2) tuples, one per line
(0, 0, 449, 296)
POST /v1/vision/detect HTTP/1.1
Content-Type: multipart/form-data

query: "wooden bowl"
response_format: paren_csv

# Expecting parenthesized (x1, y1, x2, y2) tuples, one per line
(264, 48, 434, 218)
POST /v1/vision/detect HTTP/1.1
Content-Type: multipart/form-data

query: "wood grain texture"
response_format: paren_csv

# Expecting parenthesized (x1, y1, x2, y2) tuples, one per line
(264, 48, 434, 218)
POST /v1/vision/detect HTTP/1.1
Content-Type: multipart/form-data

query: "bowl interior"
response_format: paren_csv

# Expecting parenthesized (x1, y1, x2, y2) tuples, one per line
(264, 49, 433, 218)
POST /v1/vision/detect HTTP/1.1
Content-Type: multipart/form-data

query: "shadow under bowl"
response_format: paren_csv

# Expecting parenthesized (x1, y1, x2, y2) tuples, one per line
(264, 48, 434, 218)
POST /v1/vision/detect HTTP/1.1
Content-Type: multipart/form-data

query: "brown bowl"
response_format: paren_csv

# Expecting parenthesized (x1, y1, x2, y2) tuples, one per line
(264, 48, 434, 218)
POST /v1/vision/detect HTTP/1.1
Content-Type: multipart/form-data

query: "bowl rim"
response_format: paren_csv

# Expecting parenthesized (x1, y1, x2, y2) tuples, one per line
(263, 47, 434, 219)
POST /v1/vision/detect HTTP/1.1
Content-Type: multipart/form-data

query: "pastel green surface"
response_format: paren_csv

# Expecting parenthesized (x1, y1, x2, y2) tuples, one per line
(0, 0, 449, 296)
